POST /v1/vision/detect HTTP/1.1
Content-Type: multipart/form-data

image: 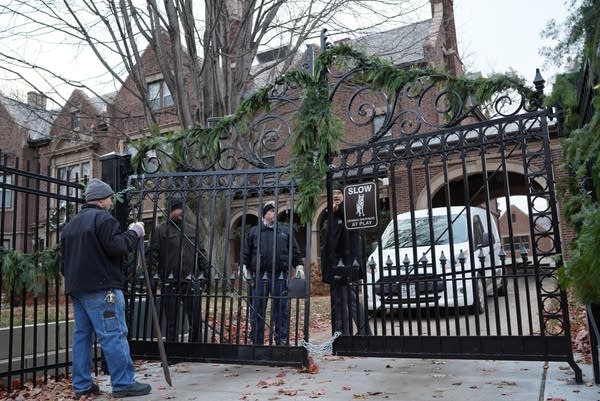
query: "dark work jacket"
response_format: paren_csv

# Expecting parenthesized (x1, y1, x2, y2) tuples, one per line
(60, 204, 138, 296)
(149, 219, 209, 282)
(242, 222, 303, 275)
(321, 202, 366, 284)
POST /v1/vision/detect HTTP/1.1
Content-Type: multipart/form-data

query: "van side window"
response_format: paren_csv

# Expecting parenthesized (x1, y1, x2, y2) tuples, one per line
(473, 215, 484, 245)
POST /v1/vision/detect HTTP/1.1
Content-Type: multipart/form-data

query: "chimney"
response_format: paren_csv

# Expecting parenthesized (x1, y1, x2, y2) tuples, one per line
(27, 91, 47, 110)
(430, 0, 461, 77)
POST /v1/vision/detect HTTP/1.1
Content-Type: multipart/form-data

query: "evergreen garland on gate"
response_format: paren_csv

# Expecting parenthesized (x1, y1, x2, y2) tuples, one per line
(131, 44, 535, 225)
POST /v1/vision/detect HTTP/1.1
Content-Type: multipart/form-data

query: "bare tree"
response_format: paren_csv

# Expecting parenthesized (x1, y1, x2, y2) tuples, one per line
(0, 0, 428, 134)
(0, 0, 430, 273)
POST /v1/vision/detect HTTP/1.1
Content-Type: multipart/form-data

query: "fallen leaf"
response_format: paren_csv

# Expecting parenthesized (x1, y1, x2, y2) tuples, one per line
(309, 389, 326, 398)
(257, 379, 285, 388)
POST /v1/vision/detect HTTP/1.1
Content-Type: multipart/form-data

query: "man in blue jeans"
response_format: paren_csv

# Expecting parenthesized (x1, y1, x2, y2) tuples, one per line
(61, 178, 151, 398)
(242, 201, 304, 345)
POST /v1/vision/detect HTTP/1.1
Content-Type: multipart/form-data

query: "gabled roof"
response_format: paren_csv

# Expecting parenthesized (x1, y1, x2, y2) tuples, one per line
(250, 45, 306, 91)
(70, 89, 114, 114)
(341, 19, 432, 66)
(249, 19, 435, 92)
(93, 92, 116, 113)
(0, 95, 58, 143)
(500, 203, 552, 230)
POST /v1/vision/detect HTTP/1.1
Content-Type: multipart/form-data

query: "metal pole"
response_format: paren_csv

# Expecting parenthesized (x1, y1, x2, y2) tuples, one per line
(137, 239, 172, 386)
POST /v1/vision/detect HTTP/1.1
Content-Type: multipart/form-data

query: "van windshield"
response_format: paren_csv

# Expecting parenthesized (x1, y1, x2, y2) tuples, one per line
(381, 214, 469, 249)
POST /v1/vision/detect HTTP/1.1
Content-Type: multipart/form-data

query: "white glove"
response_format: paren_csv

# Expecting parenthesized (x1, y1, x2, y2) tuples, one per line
(241, 264, 252, 280)
(128, 221, 145, 238)
(295, 265, 305, 279)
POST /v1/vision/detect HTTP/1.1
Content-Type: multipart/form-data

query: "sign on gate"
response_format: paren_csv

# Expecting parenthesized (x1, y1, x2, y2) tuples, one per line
(343, 182, 378, 229)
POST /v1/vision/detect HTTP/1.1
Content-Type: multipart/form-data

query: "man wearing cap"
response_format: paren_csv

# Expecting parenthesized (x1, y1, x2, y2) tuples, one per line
(150, 197, 209, 342)
(242, 201, 304, 345)
(61, 178, 151, 398)
(321, 187, 372, 335)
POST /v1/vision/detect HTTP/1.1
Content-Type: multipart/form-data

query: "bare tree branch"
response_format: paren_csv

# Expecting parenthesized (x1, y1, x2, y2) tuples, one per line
(0, 0, 428, 127)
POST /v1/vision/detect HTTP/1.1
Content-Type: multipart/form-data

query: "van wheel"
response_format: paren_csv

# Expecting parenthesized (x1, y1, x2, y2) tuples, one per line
(468, 278, 485, 314)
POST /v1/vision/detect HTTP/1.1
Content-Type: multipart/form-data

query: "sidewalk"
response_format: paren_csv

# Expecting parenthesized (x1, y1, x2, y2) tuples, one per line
(92, 354, 599, 401)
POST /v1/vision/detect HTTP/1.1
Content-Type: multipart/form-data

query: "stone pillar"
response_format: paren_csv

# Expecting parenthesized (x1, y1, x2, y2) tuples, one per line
(99, 153, 131, 229)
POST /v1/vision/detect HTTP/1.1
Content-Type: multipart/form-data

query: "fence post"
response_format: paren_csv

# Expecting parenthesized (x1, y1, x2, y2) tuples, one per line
(99, 153, 135, 366)
(99, 153, 131, 229)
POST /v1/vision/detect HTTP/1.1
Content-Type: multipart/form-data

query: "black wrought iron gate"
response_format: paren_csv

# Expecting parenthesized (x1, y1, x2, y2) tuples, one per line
(120, 37, 580, 380)
(123, 168, 311, 367)
(321, 69, 581, 380)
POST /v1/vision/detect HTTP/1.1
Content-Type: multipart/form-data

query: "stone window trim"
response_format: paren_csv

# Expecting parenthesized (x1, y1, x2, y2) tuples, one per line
(147, 78, 175, 110)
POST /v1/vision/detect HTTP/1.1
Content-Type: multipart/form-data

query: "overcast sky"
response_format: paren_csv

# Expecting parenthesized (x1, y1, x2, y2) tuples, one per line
(0, 1, 570, 101)
(453, 0, 568, 88)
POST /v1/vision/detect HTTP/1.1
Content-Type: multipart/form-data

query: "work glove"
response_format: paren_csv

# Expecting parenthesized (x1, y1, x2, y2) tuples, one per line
(294, 265, 305, 279)
(128, 221, 145, 238)
(241, 264, 252, 281)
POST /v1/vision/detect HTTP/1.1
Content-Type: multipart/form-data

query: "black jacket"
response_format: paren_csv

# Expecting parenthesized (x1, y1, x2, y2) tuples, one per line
(321, 202, 366, 284)
(149, 219, 209, 282)
(242, 222, 303, 275)
(60, 204, 138, 296)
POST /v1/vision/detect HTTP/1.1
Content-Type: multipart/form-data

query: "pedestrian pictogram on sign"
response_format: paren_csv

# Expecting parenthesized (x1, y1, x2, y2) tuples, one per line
(343, 182, 379, 230)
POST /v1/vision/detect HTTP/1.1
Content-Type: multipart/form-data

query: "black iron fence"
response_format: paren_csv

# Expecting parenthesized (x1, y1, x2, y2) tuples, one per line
(123, 167, 311, 366)
(0, 151, 86, 390)
(325, 107, 581, 381)
(314, 35, 581, 381)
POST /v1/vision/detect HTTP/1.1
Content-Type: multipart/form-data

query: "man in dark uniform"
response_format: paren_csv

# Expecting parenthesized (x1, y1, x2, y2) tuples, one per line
(321, 187, 372, 335)
(242, 201, 304, 345)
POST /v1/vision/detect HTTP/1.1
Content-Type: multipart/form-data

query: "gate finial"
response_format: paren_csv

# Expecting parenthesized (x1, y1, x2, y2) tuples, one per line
(533, 68, 545, 96)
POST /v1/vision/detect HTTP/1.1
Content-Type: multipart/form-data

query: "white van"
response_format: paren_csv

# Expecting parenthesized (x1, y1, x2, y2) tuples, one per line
(365, 206, 504, 314)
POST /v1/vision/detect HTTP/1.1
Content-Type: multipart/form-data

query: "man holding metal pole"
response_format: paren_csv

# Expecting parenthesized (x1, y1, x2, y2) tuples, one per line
(61, 178, 152, 398)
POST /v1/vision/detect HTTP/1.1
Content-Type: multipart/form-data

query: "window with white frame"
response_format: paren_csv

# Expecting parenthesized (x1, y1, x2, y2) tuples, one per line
(57, 162, 90, 199)
(373, 114, 391, 138)
(81, 162, 90, 179)
(503, 235, 530, 252)
(263, 155, 275, 167)
(71, 110, 81, 130)
(123, 142, 139, 159)
(0, 174, 13, 208)
(2, 239, 10, 250)
(148, 80, 174, 110)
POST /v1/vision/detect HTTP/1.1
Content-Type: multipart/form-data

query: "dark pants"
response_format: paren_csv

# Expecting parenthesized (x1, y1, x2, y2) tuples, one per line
(161, 281, 202, 342)
(249, 272, 289, 345)
(331, 283, 372, 336)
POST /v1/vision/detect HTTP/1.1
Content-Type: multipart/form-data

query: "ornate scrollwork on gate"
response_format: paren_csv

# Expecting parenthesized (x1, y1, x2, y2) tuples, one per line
(131, 35, 547, 233)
